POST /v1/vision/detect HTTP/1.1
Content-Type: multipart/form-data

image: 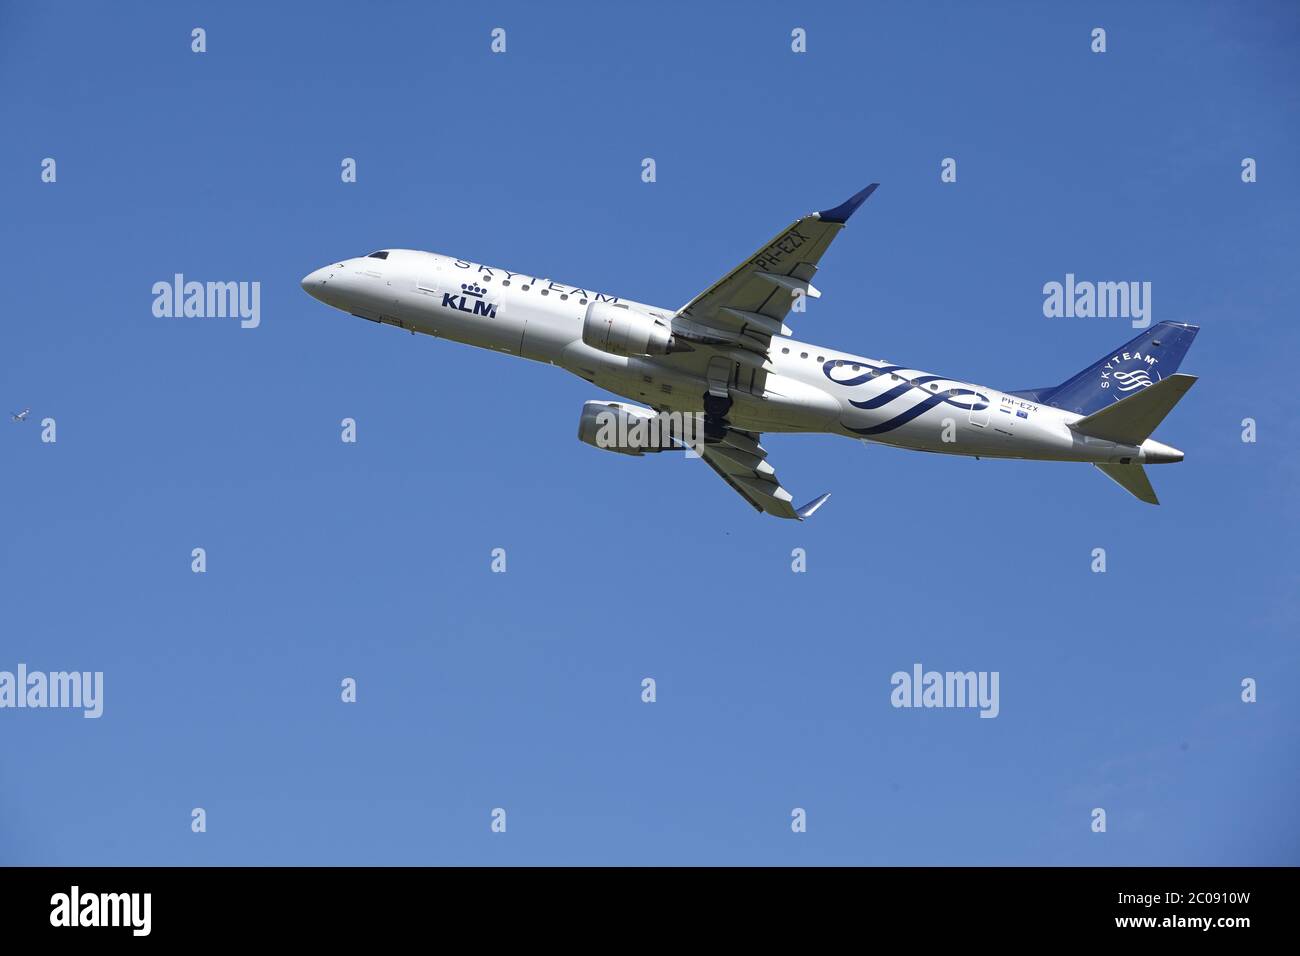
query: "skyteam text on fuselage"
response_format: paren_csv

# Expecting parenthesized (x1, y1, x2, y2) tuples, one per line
(301, 184, 1199, 518)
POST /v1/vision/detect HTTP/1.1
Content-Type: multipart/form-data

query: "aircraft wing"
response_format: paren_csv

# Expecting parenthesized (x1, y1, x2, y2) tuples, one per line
(670, 184, 878, 363)
(698, 425, 829, 520)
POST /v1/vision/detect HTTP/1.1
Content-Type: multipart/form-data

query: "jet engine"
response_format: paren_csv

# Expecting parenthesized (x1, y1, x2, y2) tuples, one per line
(577, 400, 682, 456)
(581, 300, 686, 357)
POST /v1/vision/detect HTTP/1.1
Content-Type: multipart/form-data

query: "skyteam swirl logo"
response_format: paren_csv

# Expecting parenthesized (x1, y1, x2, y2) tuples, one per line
(822, 360, 988, 435)
(1099, 350, 1161, 402)
(1111, 368, 1154, 392)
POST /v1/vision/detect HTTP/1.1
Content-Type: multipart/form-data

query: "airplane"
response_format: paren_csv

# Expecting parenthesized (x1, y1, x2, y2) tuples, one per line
(301, 184, 1198, 519)
(10, 408, 30, 423)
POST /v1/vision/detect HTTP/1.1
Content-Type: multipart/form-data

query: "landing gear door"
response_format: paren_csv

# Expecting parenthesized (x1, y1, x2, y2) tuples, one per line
(706, 356, 733, 399)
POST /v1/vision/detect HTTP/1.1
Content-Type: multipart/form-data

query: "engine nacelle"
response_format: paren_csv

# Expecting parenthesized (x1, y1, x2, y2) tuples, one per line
(577, 401, 680, 456)
(582, 300, 680, 357)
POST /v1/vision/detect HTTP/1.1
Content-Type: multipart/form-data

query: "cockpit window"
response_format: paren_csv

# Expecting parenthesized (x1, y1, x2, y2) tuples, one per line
(367, 250, 389, 260)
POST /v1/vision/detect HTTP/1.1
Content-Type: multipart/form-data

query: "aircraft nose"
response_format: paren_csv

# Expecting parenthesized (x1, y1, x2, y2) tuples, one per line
(300, 266, 331, 301)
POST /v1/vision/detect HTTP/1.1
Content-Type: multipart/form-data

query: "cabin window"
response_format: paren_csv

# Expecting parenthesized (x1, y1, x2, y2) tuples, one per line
(502, 280, 511, 286)
(782, 347, 790, 354)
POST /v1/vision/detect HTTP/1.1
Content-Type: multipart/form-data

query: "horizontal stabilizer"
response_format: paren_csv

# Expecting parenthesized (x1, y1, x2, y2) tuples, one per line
(1071, 374, 1197, 444)
(1095, 463, 1159, 505)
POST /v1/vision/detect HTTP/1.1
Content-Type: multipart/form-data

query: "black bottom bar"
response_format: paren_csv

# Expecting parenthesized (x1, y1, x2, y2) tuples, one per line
(0, 866, 1285, 941)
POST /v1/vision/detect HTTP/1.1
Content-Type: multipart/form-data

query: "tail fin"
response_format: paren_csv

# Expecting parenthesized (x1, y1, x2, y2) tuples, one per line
(1011, 321, 1199, 415)
(1071, 373, 1197, 444)
(1095, 463, 1159, 504)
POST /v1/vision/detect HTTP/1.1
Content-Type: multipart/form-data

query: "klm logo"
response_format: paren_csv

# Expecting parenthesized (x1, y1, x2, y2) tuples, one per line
(442, 282, 497, 318)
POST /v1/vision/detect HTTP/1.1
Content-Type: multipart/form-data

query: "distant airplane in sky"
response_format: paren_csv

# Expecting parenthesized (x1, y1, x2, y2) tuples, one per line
(302, 184, 1198, 517)
(11, 408, 30, 423)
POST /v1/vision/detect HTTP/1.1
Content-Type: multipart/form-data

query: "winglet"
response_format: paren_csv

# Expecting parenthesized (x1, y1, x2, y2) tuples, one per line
(816, 183, 879, 224)
(795, 492, 831, 520)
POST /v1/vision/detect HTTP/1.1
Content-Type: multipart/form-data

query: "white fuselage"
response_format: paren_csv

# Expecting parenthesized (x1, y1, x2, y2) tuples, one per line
(301, 249, 1180, 466)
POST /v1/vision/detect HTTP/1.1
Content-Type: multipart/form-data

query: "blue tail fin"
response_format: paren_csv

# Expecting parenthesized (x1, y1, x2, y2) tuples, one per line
(1010, 321, 1199, 416)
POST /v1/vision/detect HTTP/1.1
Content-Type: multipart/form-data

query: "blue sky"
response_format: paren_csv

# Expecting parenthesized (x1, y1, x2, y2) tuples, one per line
(2, 0, 1297, 865)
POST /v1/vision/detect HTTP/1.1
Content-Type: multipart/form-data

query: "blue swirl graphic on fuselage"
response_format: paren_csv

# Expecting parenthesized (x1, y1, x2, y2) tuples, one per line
(821, 360, 989, 436)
